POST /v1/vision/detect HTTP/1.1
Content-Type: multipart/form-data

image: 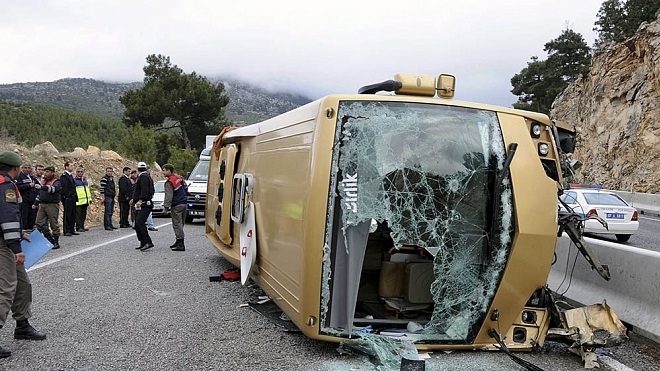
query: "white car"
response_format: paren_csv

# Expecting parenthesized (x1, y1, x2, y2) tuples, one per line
(559, 188, 639, 242)
(152, 180, 169, 216)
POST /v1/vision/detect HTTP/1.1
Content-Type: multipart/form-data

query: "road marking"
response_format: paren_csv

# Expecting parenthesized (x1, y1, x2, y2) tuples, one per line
(27, 222, 173, 272)
(598, 355, 636, 371)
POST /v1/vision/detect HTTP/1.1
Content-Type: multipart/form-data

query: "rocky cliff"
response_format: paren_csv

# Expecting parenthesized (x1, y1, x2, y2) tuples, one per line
(551, 16, 660, 193)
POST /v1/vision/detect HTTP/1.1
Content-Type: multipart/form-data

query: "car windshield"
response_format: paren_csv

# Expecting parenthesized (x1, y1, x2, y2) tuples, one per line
(154, 181, 165, 193)
(583, 192, 628, 206)
(188, 160, 209, 181)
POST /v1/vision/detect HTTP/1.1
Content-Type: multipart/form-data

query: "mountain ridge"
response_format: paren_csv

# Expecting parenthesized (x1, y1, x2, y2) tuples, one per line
(0, 76, 312, 125)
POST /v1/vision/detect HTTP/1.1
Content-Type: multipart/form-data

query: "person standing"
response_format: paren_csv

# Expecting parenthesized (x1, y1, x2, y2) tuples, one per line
(162, 164, 187, 251)
(16, 164, 39, 231)
(145, 166, 158, 232)
(33, 165, 45, 185)
(132, 162, 154, 251)
(0, 151, 47, 359)
(99, 167, 117, 231)
(146, 212, 158, 231)
(59, 161, 78, 236)
(118, 167, 132, 228)
(35, 166, 61, 249)
(74, 167, 92, 232)
(129, 170, 138, 228)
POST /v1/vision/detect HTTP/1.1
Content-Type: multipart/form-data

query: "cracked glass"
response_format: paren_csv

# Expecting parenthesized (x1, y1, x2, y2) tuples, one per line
(321, 100, 513, 343)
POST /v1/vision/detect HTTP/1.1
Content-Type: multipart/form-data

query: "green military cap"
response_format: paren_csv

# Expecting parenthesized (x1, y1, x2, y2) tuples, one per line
(44, 166, 55, 172)
(0, 151, 22, 167)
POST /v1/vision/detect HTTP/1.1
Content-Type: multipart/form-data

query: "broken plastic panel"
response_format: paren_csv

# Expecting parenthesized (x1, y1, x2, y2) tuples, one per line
(321, 101, 513, 342)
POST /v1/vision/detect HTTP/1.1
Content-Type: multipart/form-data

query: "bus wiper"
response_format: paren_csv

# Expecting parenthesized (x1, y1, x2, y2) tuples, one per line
(499, 143, 518, 184)
(487, 143, 517, 261)
(557, 197, 611, 281)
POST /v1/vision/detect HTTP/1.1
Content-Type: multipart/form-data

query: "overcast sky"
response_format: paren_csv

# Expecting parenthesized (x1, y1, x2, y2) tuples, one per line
(1, 0, 604, 107)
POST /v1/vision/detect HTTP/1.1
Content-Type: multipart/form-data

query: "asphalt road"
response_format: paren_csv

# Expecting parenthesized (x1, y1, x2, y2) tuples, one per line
(584, 214, 660, 252)
(0, 219, 657, 371)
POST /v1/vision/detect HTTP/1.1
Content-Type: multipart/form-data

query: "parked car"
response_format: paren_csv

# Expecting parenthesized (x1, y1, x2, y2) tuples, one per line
(152, 180, 169, 217)
(559, 187, 638, 242)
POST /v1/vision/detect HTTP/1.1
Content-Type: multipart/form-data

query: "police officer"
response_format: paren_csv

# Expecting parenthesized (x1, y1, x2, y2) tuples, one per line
(35, 166, 62, 249)
(131, 162, 155, 251)
(0, 151, 46, 359)
(162, 164, 187, 251)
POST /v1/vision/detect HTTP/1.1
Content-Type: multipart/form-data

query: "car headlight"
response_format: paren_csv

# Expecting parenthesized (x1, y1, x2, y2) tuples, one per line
(538, 142, 550, 156)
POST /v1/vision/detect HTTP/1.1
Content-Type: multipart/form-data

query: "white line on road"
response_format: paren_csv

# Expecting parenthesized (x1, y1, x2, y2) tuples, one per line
(599, 355, 637, 371)
(27, 222, 172, 272)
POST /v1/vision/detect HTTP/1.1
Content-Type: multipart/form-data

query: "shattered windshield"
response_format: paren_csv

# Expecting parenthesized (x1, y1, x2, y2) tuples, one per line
(322, 101, 513, 342)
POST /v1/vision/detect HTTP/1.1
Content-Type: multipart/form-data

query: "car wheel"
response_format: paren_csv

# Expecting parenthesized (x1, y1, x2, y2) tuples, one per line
(615, 234, 631, 242)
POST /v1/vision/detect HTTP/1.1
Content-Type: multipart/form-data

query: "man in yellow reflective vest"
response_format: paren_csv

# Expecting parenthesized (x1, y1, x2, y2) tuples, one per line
(74, 167, 92, 232)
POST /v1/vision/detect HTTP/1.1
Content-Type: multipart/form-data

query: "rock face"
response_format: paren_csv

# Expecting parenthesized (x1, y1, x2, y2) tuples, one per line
(551, 16, 660, 193)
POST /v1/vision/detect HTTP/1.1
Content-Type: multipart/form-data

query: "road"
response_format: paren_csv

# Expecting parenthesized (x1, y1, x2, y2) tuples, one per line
(584, 214, 660, 252)
(0, 219, 656, 370)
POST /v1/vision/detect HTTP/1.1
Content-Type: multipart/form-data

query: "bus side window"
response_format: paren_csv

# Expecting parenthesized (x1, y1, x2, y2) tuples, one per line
(231, 174, 245, 223)
(230, 173, 254, 224)
(215, 160, 227, 224)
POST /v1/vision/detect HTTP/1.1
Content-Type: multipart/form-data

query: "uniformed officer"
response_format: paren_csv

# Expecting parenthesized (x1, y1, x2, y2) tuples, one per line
(0, 151, 46, 359)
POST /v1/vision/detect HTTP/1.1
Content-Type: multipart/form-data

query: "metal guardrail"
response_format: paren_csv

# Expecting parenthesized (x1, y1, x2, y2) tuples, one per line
(611, 190, 660, 216)
(548, 235, 660, 343)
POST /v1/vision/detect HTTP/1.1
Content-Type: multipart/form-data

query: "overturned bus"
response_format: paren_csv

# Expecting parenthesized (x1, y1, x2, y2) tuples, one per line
(204, 74, 617, 352)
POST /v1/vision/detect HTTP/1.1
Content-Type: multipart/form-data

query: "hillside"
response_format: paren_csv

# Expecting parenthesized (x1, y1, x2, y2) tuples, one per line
(0, 77, 312, 125)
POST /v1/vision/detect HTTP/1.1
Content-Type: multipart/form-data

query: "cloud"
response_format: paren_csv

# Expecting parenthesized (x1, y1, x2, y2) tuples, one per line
(0, 0, 603, 107)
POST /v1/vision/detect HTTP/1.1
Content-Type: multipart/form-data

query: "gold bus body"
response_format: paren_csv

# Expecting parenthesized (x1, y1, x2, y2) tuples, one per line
(205, 91, 565, 350)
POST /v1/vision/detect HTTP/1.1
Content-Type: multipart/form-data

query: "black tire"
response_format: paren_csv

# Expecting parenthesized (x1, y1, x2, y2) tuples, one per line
(615, 234, 631, 242)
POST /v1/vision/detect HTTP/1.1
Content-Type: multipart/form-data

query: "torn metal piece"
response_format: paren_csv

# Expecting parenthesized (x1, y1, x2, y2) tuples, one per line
(549, 300, 628, 369)
(562, 300, 628, 347)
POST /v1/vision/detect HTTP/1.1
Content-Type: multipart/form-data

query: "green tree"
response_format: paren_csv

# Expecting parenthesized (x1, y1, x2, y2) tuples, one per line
(594, 0, 660, 47)
(511, 29, 591, 114)
(544, 29, 591, 83)
(120, 54, 230, 151)
(166, 146, 199, 177)
(117, 125, 157, 164)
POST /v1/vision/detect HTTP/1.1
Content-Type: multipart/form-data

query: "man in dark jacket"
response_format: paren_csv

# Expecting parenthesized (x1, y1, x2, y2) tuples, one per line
(132, 162, 155, 251)
(16, 163, 39, 230)
(99, 167, 117, 231)
(59, 161, 78, 236)
(118, 167, 132, 228)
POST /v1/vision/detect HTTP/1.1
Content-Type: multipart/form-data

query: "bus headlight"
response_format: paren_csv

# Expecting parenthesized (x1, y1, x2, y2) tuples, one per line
(530, 123, 542, 138)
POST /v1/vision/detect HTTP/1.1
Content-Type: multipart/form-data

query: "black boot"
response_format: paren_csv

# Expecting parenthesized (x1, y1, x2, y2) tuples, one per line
(43, 231, 55, 244)
(14, 320, 46, 340)
(169, 240, 178, 249)
(52, 235, 60, 250)
(171, 239, 185, 251)
(0, 326, 10, 358)
(0, 345, 10, 358)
